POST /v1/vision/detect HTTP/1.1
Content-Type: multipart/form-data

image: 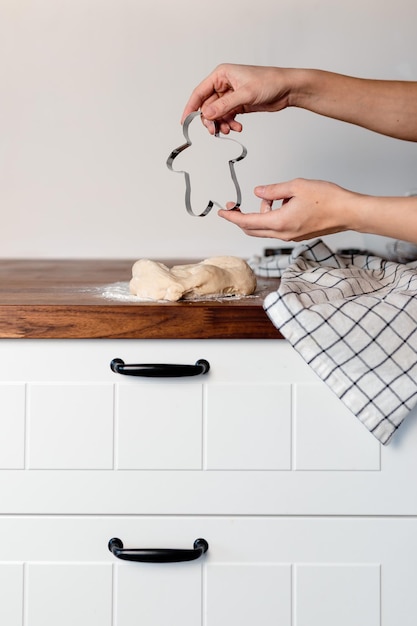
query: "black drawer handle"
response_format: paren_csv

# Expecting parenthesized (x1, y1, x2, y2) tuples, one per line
(110, 358, 210, 378)
(108, 537, 209, 563)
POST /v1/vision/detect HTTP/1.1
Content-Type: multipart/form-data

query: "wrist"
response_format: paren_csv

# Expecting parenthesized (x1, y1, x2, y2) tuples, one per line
(288, 69, 322, 109)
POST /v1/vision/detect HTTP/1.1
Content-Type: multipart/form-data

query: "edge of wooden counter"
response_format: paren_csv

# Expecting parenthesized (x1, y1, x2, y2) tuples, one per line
(0, 303, 283, 339)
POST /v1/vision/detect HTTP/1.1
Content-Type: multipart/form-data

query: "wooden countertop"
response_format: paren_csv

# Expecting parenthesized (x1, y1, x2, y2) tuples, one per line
(0, 260, 283, 339)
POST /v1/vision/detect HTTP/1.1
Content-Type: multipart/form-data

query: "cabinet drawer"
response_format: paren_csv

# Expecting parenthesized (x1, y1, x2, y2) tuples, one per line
(1, 515, 416, 626)
(1, 339, 417, 514)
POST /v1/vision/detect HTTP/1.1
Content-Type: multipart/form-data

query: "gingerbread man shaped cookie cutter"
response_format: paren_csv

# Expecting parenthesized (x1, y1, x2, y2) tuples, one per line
(166, 111, 247, 217)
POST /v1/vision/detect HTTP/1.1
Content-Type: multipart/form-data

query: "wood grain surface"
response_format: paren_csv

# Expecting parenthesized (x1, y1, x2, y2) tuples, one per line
(0, 260, 283, 339)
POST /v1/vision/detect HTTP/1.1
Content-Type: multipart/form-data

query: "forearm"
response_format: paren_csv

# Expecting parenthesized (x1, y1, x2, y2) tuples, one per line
(289, 69, 417, 142)
(350, 194, 417, 242)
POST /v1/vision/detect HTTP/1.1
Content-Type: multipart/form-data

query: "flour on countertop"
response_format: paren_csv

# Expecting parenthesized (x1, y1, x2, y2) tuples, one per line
(99, 282, 258, 303)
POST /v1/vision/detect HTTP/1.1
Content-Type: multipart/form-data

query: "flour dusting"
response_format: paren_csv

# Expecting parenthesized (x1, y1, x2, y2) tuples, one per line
(99, 281, 258, 303)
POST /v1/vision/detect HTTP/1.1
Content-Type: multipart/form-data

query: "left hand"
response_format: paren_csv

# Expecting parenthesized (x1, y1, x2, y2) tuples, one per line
(218, 178, 359, 241)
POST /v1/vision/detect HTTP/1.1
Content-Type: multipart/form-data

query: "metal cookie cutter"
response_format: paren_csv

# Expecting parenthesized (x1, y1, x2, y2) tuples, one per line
(166, 111, 247, 217)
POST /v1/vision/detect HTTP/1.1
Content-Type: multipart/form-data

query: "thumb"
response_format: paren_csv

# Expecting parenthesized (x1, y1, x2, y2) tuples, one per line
(202, 90, 244, 120)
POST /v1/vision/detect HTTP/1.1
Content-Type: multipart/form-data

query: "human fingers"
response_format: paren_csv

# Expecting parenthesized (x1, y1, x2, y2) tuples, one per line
(254, 181, 295, 204)
(181, 66, 236, 122)
(218, 207, 282, 234)
(181, 78, 219, 123)
(200, 89, 247, 123)
(219, 181, 303, 239)
(182, 64, 251, 130)
(218, 207, 339, 241)
(200, 109, 243, 135)
(185, 91, 244, 135)
(220, 185, 290, 233)
(260, 198, 273, 213)
(222, 179, 358, 241)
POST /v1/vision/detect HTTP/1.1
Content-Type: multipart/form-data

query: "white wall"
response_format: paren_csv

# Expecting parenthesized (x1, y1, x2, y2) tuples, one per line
(1, 0, 416, 259)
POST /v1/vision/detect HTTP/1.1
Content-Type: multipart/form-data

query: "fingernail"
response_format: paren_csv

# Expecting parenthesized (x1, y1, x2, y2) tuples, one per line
(255, 186, 265, 197)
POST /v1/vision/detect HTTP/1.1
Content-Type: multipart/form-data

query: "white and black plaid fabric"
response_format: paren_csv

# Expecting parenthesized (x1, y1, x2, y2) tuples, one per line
(263, 239, 417, 444)
(248, 252, 292, 277)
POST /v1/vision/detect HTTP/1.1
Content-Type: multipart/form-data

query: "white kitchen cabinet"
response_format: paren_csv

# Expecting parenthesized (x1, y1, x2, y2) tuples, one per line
(1, 338, 417, 625)
(1, 516, 417, 625)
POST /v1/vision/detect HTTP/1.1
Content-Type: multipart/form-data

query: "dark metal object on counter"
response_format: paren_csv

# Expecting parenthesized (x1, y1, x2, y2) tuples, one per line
(264, 247, 294, 257)
(336, 248, 369, 256)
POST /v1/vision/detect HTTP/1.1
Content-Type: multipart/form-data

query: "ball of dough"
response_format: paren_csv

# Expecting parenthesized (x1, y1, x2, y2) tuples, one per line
(129, 256, 257, 301)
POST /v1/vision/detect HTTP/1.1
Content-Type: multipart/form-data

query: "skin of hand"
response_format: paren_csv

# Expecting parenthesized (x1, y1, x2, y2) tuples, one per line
(181, 64, 293, 135)
(182, 63, 417, 140)
(182, 63, 417, 243)
(218, 178, 417, 244)
(218, 178, 359, 241)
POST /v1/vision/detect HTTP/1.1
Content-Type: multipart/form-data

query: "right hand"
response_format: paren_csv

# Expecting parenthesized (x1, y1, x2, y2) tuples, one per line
(181, 63, 293, 134)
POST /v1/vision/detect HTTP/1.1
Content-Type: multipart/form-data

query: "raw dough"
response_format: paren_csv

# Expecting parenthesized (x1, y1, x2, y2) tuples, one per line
(129, 256, 257, 301)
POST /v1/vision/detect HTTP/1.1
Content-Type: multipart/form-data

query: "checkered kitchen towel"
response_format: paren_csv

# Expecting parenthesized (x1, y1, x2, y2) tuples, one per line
(263, 239, 417, 444)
